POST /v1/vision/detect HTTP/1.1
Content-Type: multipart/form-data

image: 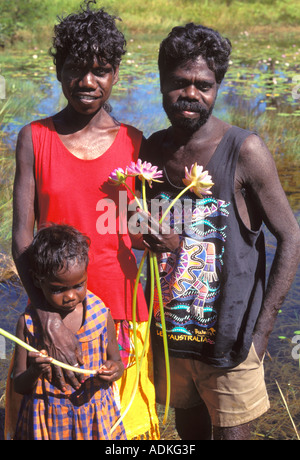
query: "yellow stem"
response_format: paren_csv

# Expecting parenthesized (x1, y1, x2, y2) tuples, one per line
(159, 184, 193, 224)
(124, 183, 143, 210)
(153, 255, 170, 424)
(110, 248, 148, 434)
(142, 178, 148, 213)
(0, 328, 97, 375)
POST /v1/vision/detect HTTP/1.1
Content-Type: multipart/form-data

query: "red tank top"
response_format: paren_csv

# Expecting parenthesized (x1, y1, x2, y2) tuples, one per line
(31, 117, 148, 321)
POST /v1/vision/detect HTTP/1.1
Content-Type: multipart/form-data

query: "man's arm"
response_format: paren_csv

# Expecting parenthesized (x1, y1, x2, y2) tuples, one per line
(238, 135, 300, 359)
(12, 125, 83, 389)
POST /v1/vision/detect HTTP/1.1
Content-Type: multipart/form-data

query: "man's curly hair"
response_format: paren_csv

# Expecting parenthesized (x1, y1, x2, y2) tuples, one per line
(158, 23, 232, 85)
(50, 0, 126, 75)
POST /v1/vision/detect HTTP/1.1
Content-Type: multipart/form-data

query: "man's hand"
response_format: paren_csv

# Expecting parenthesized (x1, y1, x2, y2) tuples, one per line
(137, 208, 180, 253)
(37, 309, 84, 391)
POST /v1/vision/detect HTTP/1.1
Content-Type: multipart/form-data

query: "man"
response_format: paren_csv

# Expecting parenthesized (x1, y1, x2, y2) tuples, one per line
(140, 23, 300, 440)
(10, 2, 159, 440)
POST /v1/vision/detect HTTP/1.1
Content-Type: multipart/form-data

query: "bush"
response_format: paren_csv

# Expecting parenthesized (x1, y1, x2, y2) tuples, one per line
(0, 0, 50, 46)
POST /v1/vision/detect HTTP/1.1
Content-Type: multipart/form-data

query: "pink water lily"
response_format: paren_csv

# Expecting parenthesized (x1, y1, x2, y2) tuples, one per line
(126, 159, 163, 188)
(108, 167, 127, 185)
(182, 163, 214, 198)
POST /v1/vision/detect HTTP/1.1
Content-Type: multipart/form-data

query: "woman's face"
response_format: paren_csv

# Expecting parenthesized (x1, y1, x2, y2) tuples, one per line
(58, 55, 119, 116)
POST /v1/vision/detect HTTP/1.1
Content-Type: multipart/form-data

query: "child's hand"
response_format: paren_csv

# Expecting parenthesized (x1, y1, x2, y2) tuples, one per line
(28, 349, 53, 380)
(95, 360, 124, 383)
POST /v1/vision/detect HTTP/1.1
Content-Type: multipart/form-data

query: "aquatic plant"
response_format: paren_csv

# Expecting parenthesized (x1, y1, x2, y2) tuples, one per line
(182, 163, 214, 197)
(126, 159, 164, 188)
(275, 379, 300, 441)
(159, 162, 214, 224)
(109, 161, 168, 432)
(108, 161, 213, 433)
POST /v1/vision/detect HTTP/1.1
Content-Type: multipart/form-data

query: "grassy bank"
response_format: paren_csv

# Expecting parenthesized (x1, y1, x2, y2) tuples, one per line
(1, 0, 300, 52)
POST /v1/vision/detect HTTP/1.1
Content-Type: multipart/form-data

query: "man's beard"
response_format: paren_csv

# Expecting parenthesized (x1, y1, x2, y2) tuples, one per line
(163, 99, 214, 134)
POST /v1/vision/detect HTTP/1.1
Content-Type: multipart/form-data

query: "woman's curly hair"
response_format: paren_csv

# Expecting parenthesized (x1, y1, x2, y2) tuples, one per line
(50, 1, 126, 75)
(158, 23, 232, 85)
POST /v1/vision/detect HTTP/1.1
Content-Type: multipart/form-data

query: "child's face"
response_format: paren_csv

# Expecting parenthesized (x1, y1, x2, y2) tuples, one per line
(38, 261, 88, 313)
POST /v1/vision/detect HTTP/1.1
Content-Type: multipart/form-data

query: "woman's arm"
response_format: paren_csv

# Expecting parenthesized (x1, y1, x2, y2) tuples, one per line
(12, 125, 83, 390)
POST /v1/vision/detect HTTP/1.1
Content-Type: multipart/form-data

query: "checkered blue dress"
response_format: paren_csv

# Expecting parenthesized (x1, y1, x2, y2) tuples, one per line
(14, 292, 126, 440)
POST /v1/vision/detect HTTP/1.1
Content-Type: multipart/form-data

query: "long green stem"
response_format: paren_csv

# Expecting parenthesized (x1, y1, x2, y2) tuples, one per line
(112, 177, 173, 432)
(159, 184, 193, 224)
(0, 327, 97, 376)
(111, 178, 151, 434)
(110, 248, 148, 434)
(142, 178, 148, 213)
(144, 177, 171, 424)
(132, 249, 148, 377)
(124, 183, 143, 210)
(153, 255, 170, 424)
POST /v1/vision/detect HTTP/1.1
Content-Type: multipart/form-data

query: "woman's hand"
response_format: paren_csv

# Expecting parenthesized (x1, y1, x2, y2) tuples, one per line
(36, 309, 84, 391)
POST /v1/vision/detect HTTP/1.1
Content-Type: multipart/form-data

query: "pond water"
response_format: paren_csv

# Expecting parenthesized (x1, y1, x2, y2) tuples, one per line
(0, 51, 299, 440)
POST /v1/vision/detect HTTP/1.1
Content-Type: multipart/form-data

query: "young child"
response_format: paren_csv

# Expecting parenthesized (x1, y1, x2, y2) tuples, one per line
(13, 224, 126, 440)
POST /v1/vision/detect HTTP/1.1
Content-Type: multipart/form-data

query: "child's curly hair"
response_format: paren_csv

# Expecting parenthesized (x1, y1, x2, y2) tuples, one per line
(28, 224, 91, 280)
(50, 0, 126, 75)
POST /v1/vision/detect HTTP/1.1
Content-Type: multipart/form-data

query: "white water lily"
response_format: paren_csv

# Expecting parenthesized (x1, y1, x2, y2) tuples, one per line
(182, 163, 214, 198)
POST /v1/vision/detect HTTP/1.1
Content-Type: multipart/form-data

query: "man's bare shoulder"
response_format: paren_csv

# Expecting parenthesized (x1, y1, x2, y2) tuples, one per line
(238, 133, 275, 173)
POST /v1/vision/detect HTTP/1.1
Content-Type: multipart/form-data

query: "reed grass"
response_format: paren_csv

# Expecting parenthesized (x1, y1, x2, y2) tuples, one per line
(1, 0, 299, 51)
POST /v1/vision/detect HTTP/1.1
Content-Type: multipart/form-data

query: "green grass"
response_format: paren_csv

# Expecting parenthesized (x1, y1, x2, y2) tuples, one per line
(1, 0, 300, 51)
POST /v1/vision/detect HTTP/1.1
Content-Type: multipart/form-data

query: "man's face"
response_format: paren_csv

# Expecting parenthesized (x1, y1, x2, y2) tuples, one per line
(161, 56, 219, 134)
(58, 55, 119, 115)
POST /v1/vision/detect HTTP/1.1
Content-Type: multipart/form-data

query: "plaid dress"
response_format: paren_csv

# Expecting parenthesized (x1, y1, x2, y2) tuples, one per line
(14, 292, 126, 440)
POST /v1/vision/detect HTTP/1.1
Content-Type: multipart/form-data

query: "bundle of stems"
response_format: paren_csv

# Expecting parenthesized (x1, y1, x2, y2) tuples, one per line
(109, 161, 214, 433)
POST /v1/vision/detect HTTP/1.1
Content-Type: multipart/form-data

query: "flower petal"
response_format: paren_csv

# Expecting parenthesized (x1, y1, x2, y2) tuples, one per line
(182, 163, 214, 196)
